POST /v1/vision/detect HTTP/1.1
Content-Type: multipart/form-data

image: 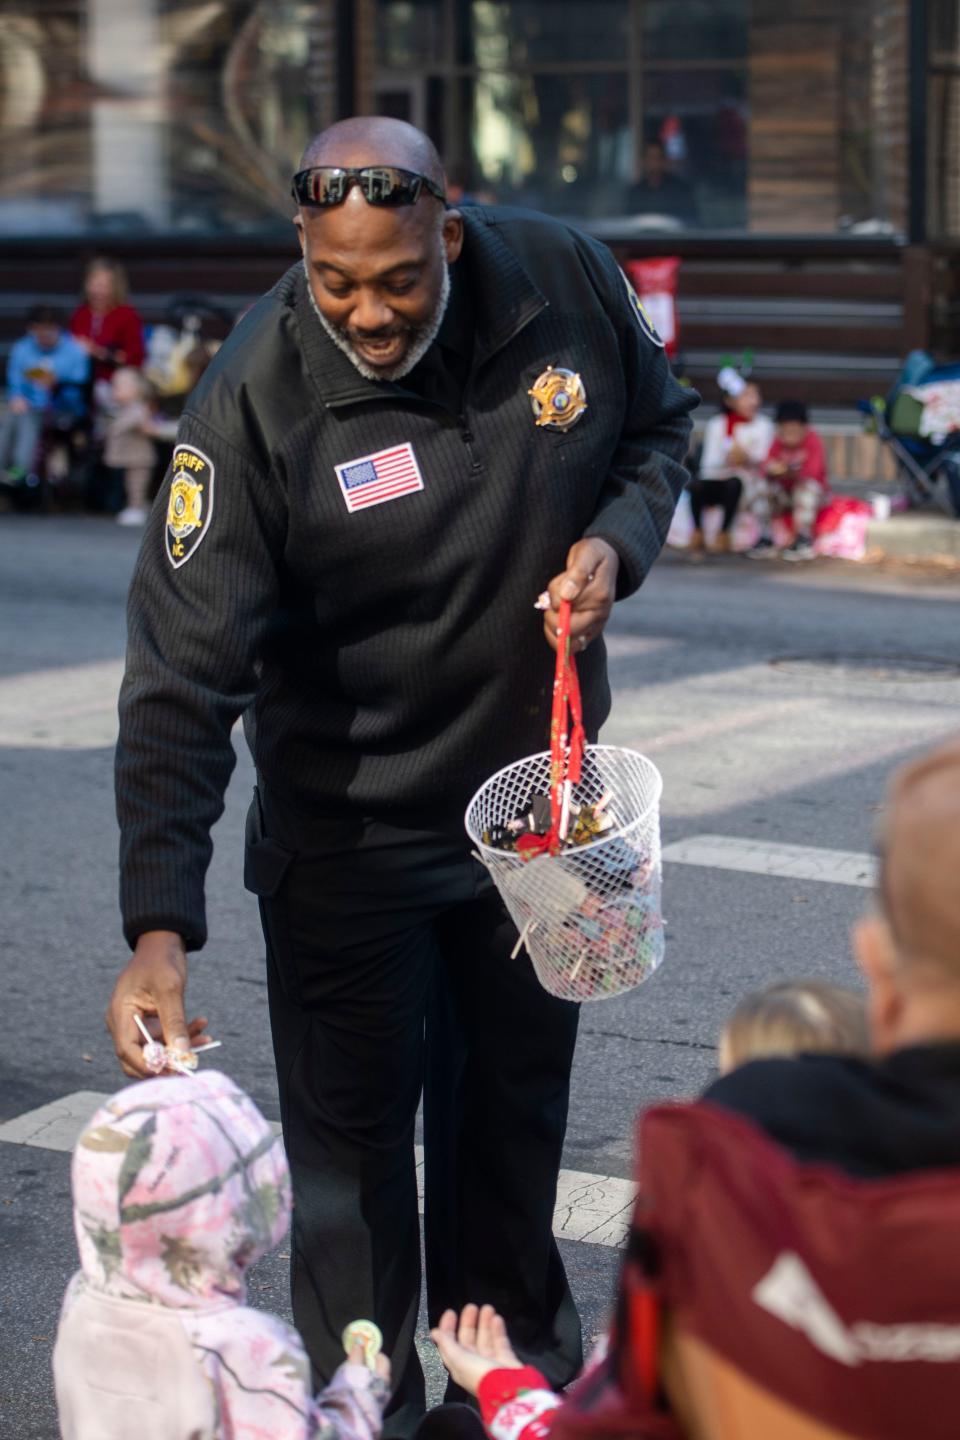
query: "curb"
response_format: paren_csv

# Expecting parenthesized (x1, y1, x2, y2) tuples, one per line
(866, 515, 960, 562)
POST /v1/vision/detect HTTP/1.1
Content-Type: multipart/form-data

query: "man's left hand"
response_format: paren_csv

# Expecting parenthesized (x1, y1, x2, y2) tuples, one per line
(543, 537, 619, 654)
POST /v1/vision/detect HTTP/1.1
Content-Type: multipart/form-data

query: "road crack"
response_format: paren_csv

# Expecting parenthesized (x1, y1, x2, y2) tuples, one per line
(582, 1028, 717, 1053)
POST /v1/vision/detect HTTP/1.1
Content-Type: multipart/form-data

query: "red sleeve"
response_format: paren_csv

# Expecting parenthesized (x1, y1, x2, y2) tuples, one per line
(806, 430, 828, 487)
(478, 1367, 561, 1440)
(115, 306, 146, 368)
(764, 436, 783, 473)
(69, 305, 91, 340)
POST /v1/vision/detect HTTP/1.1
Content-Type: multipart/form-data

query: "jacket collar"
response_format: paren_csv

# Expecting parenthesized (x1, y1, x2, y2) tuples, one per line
(296, 206, 548, 410)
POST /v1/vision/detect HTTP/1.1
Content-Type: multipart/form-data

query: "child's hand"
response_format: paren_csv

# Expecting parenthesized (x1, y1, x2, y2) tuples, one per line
(430, 1304, 522, 1396)
(348, 1342, 391, 1383)
(727, 443, 749, 466)
(767, 460, 788, 477)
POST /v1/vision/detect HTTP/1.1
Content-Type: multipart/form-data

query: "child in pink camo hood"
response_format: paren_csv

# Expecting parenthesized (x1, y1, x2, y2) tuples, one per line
(53, 1070, 391, 1439)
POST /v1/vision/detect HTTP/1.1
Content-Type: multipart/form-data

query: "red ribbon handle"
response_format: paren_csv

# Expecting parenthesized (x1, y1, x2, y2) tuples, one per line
(515, 599, 586, 861)
(549, 597, 585, 851)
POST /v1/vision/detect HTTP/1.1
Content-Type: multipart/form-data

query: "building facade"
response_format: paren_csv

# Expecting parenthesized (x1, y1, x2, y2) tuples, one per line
(0, 0, 958, 403)
(0, 0, 926, 240)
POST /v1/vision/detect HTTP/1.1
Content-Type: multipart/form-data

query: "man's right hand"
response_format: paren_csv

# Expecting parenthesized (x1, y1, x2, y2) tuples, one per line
(106, 930, 205, 1078)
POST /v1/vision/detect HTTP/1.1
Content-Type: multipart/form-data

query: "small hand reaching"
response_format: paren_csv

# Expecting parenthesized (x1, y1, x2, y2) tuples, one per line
(430, 1304, 523, 1396)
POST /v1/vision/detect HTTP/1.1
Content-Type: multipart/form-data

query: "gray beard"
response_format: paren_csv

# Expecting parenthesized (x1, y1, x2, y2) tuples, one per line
(303, 258, 451, 383)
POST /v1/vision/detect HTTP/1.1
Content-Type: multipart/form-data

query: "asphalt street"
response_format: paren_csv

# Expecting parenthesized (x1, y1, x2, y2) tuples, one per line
(2, 515, 959, 1437)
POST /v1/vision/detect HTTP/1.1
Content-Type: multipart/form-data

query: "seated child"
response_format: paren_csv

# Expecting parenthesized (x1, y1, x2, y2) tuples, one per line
(54, 1069, 390, 1440)
(746, 399, 828, 561)
(688, 371, 774, 554)
(0, 304, 89, 487)
(717, 979, 869, 1073)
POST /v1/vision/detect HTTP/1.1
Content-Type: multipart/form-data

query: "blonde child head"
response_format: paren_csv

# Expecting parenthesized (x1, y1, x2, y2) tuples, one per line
(111, 365, 148, 405)
(718, 980, 869, 1075)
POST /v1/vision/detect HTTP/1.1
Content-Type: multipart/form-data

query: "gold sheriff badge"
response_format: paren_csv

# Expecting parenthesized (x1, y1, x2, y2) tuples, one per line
(528, 366, 587, 432)
(165, 444, 215, 568)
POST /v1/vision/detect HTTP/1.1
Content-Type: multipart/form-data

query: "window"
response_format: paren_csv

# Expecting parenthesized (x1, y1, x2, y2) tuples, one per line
(374, 0, 748, 228)
(930, 0, 960, 238)
(0, 0, 335, 238)
(0, 0, 911, 240)
(373, 0, 908, 236)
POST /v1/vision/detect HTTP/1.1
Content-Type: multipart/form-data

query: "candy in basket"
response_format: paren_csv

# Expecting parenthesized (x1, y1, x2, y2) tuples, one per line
(465, 601, 664, 1002)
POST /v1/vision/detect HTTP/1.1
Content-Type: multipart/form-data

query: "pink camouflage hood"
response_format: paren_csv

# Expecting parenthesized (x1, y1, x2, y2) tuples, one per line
(58, 1071, 390, 1440)
(71, 1069, 290, 1308)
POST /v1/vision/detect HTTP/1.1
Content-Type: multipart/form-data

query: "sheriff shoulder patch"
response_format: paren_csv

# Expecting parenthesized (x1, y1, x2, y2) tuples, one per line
(165, 444, 214, 568)
(619, 268, 665, 349)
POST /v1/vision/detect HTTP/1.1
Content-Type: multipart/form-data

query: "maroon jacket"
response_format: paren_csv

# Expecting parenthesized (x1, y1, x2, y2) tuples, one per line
(631, 1103, 960, 1438)
(485, 1100, 960, 1440)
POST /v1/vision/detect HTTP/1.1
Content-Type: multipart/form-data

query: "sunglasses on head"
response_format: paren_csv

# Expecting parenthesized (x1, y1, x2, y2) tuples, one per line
(291, 165, 447, 208)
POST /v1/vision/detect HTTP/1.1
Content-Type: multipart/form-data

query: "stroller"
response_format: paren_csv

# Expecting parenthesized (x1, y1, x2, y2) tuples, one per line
(143, 293, 234, 413)
(862, 350, 960, 516)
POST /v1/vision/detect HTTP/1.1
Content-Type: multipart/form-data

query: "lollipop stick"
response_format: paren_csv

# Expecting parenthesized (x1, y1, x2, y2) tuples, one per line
(510, 920, 536, 960)
(559, 780, 572, 841)
(134, 1013, 154, 1044)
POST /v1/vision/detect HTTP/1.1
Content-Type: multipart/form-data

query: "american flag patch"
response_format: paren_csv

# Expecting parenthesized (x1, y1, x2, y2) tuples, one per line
(334, 443, 425, 513)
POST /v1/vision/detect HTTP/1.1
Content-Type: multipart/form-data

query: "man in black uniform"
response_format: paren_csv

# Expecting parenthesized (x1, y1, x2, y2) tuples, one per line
(107, 117, 696, 1435)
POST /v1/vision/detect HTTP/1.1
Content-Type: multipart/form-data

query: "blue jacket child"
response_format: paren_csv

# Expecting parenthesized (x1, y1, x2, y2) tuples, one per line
(7, 308, 90, 417)
(1, 305, 90, 481)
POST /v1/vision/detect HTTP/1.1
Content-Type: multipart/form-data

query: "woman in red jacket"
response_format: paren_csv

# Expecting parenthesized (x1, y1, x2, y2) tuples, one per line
(70, 258, 145, 384)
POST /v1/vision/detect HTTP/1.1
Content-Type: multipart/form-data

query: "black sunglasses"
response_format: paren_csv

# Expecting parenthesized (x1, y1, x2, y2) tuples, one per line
(291, 165, 446, 208)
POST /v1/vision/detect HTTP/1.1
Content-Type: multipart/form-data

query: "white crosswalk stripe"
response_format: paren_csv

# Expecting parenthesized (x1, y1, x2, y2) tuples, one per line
(0, 1092, 636, 1249)
(663, 834, 876, 888)
(1, 837, 876, 1251)
(0, 660, 125, 749)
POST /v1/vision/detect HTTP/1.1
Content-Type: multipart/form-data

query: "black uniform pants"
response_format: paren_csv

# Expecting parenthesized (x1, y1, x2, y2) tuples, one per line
(245, 786, 583, 1437)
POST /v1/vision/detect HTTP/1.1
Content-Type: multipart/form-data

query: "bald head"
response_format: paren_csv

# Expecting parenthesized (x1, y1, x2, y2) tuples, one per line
(293, 118, 463, 383)
(880, 740, 960, 976)
(300, 117, 446, 193)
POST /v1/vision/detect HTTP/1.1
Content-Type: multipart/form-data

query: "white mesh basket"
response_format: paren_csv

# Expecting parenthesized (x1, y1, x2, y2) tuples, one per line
(465, 745, 664, 1002)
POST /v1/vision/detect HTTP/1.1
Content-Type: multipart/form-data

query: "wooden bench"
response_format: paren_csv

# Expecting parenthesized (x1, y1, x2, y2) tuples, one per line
(600, 232, 928, 409)
(0, 234, 929, 433)
(0, 239, 298, 361)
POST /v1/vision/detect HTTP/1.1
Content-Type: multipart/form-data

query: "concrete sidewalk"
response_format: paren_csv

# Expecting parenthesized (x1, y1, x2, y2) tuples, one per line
(830, 473, 960, 561)
(866, 513, 960, 561)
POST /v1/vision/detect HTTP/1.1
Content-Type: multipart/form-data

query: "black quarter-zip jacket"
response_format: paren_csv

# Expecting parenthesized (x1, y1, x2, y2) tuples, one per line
(117, 204, 698, 949)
